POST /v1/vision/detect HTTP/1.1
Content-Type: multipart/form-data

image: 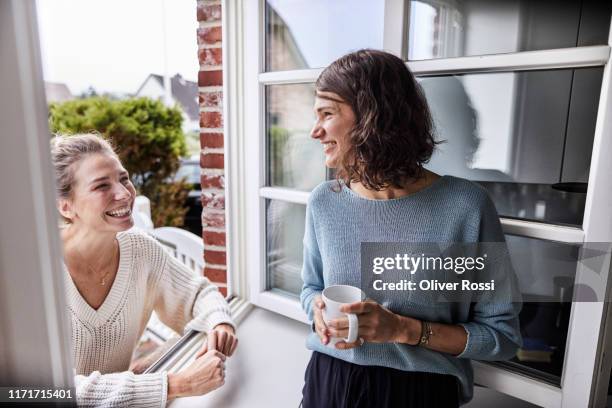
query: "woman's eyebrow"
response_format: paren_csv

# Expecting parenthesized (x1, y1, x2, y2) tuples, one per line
(89, 171, 128, 185)
(316, 105, 338, 112)
(89, 176, 110, 185)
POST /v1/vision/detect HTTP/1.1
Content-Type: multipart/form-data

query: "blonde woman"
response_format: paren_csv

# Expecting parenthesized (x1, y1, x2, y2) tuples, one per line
(51, 134, 237, 407)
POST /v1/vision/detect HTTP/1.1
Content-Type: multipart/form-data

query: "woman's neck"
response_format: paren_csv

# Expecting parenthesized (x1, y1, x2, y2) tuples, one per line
(349, 169, 441, 200)
(61, 225, 117, 271)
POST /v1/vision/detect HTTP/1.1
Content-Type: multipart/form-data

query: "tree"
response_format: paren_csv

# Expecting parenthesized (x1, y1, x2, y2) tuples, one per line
(49, 96, 191, 227)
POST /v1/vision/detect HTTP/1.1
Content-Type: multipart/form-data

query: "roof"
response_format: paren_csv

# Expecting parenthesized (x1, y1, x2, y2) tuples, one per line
(44, 82, 73, 103)
(135, 74, 199, 122)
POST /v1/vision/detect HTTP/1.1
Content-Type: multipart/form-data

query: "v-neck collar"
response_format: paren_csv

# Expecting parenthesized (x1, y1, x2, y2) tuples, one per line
(63, 233, 132, 326)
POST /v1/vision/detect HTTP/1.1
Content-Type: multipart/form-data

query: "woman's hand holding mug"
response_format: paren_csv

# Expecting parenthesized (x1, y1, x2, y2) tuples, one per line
(312, 295, 330, 345)
(330, 300, 422, 350)
(314, 285, 365, 348)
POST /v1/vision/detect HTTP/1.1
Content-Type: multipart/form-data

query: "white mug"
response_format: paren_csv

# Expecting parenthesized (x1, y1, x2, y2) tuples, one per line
(322, 285, 365, 346)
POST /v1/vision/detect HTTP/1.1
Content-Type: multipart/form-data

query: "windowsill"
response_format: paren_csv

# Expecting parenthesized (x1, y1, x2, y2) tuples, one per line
(167, 306, 311, 407)
(155, 304, 540, 407)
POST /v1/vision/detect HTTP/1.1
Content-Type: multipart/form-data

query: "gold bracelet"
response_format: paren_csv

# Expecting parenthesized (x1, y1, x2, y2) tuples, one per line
(418, 321, 433, 346)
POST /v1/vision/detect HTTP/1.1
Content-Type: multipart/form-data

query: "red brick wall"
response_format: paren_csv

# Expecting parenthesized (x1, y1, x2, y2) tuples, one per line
(197, 0, 227, 296)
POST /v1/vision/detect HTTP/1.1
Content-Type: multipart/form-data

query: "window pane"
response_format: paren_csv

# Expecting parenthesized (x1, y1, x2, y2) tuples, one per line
(265, 0, 385, 71)
(266, 200, 305, 296)
(420, 67, 603, 225)
(408, 0, 611, 60)
(491, 235, 581, 384)
(266, 84, 326, 191)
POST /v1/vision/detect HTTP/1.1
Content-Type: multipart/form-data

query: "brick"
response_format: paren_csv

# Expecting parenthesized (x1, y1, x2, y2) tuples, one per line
(201, 174, 225, 189)
(200, 132, 224, 149)
(205, 249, 227, 265)
(218, 286, 228, 297)
(197, 26, 222, 44)
(203, 231, 226, 246)
(202, 211, 225, 228)
(197, 4, 221, 22)
(204, 267, 227, 283)
(201, 191, 225, 209)
(199, 92, 223, 108)
(200, 111, 222, 128)
(198, 70, 223, 87)
(200, 153, 224, 169)
(198, 48, 222, 67)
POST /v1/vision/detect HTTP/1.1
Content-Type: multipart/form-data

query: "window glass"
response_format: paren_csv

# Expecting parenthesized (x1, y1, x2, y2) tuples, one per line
(266, 84, 326, 191)
(420, 67, 603, 225)
(408, 0, 611, 60)
(265, 210, 582, 383)
(266, 200, 306, 296)
(265, 0, 385, 71)
(494, 235, 582, 383)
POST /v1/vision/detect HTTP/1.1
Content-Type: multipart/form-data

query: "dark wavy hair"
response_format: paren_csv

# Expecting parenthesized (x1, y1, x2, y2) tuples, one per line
(316, 49, 439, 190)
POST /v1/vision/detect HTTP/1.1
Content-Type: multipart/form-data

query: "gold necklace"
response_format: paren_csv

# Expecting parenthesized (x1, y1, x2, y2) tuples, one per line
(97, 242, 118, 286)
(69, 241, 118, 286)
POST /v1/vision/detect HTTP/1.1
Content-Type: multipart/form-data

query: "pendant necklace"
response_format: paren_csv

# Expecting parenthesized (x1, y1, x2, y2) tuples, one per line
(70, 241, 118, 286)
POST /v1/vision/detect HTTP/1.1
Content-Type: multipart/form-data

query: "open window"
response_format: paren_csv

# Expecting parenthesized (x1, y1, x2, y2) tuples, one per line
(240, 1, 612, 406)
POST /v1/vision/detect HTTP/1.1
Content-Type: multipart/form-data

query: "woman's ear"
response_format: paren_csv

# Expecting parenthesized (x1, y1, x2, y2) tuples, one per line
(57, 198, 74, 222)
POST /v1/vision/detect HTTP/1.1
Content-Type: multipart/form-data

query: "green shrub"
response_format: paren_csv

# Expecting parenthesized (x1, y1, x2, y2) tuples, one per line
(49, 97, 191, 227)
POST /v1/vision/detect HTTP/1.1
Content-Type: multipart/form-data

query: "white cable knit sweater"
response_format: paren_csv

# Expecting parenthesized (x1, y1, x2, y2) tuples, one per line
(63, 230, 233, 407)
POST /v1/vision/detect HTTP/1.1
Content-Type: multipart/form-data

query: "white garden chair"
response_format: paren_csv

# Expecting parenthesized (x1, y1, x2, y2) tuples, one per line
(143, 226, 205, 343)
(130, 197, 206, 343)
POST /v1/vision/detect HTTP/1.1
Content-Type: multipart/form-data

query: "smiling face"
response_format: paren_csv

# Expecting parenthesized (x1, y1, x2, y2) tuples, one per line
(58, 153, 136, 233)
(311, 91, 356, 168)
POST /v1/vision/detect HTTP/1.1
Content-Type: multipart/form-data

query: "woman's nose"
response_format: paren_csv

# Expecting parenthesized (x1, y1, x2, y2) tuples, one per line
(114, 183, 132, 200)
(311, 122, 323, 139)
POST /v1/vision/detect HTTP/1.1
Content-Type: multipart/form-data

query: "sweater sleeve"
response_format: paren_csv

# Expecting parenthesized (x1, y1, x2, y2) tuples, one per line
(150, 239, 234, 334)
(457, 194, 523, 361)
(74, 370, 167, 407)
(300, 201, 325, 321)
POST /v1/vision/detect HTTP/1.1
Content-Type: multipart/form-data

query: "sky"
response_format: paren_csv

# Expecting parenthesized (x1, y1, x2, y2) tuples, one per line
(37, 0, 387, 94)
(36, 0, 199, 96)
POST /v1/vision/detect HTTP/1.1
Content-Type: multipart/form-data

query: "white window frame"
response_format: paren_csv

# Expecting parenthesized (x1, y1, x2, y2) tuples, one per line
(0, 0, 74, 388)
(0, 0, 258, 388)
(238, 1, 612, 406)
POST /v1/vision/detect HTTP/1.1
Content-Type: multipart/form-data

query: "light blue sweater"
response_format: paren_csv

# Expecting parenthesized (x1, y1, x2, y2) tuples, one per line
(300, 176, 522, 404)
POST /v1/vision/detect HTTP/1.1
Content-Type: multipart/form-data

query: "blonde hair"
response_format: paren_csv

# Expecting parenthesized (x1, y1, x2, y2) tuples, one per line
(50, 134, 118, 221)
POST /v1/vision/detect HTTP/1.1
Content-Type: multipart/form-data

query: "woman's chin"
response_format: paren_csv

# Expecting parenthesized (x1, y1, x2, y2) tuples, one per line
(119, 219, 134, 231)
(104, 215, 134, 231)
(324, 156, 339, 168)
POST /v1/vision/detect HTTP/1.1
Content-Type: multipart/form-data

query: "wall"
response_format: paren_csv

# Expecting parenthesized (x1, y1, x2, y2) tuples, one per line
(197, 0, 227, 295)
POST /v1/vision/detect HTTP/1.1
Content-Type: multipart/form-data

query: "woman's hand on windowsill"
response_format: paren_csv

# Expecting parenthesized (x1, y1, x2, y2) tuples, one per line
(196, 323, 238, 358)
(167, 349, 226, 399)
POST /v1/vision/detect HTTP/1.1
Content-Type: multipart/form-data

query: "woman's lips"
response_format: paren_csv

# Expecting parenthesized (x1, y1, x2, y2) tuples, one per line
(105, 206, 132, 219)
(323, 141, 337, 154)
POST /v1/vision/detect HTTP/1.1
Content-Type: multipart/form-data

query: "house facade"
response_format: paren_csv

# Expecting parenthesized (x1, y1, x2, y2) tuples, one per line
(2, 0, 612, 406)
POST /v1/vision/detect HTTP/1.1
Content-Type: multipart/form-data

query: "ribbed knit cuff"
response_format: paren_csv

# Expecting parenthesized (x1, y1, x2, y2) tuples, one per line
(205, 309, 235, 332)
(132, 372, 168, 407)
(456, 322, 484, 359)
(186, 310, 234, 333)
(160, 371, 168, 408)
(303, 291, 321, 321)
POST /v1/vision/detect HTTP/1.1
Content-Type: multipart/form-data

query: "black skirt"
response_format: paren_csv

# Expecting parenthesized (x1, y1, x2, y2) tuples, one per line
(302, 352, 460, 408)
